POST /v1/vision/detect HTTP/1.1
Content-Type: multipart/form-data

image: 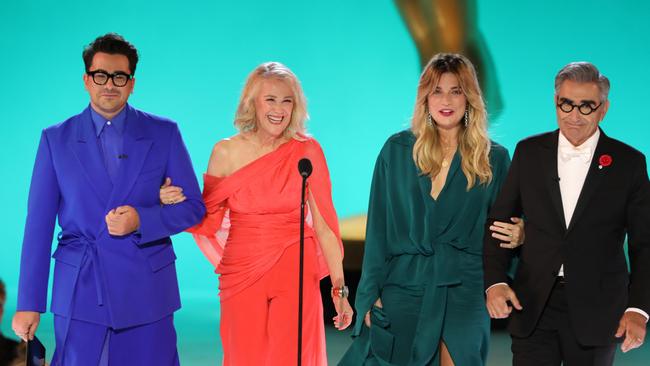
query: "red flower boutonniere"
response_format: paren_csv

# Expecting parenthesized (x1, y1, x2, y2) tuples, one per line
(598, 154, 612, 169)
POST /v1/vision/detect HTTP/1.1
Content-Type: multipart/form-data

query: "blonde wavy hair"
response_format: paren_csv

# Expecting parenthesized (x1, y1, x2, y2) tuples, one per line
(411, 53, 492, 189)
(234, 62, 308, 139)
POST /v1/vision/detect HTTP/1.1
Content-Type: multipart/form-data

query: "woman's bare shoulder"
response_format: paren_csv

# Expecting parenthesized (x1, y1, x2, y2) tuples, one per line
(208, 135, 244, 176)
(213, 134, 250, 157)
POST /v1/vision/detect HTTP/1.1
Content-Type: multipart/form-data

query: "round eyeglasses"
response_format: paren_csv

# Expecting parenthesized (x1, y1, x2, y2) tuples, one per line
(556, 100, 602, 116)
(86, 70, 133, 87)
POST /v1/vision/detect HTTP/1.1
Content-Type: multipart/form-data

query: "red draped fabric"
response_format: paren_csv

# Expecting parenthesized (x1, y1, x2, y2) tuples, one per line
(187, 137, 343, 300)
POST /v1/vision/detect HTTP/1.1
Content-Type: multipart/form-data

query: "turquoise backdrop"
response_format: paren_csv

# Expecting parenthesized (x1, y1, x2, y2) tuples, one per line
(1, 0, 649, 364)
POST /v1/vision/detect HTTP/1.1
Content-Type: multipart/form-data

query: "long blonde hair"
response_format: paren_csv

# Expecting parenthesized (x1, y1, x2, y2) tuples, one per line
(234, 62, 308, 139)
(411, 53, 492, 189)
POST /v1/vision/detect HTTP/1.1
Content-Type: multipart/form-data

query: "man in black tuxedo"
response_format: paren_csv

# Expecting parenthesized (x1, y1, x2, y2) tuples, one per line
(484, 62, 650, 365)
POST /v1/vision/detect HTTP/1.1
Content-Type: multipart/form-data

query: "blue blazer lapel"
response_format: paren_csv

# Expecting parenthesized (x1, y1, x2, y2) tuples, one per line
(70, 106, 113, 206)
(106, 105, 153, 212)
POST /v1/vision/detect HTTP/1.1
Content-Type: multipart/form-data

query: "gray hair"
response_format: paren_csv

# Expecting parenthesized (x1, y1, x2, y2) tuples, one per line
(554, 62, 610, 102)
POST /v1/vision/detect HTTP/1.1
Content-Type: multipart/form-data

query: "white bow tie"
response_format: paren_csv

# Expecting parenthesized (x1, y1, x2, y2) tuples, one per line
(559, 145, 592, 163)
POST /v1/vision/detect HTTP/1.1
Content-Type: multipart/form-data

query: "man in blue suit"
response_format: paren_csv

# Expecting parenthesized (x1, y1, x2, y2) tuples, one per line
(11, 33, 206, 365)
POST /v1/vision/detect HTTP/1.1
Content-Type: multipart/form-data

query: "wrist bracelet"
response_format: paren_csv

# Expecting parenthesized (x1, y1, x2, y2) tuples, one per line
(331, 285, 349, 299)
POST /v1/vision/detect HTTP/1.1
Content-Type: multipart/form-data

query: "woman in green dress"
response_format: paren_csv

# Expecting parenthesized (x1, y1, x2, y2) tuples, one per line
(340, 53, 524, 365)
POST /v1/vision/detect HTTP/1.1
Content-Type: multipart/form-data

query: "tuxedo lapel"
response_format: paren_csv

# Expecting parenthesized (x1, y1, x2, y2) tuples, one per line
(70, 107, 113, 206)
(566, 129, 610, 233)
(539, 130, 567, 230)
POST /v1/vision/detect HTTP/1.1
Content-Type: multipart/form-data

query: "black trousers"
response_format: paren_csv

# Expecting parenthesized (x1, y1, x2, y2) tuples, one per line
(511, 278, 617, 366)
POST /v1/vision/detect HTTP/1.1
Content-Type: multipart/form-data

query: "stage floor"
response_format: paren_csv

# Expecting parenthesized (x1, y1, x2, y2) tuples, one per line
(17, 305, 650, 365)
(324, 327, 650, 365)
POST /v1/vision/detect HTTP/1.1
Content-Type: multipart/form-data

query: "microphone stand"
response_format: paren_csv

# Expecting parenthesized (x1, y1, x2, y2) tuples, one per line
(296, 158, 312, 366)
(298, 172, 307, 366)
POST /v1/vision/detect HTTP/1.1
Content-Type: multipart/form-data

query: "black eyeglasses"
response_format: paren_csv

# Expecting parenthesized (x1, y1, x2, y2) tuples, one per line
(86, 70, 133, 87)
(556, 99, 602, 116)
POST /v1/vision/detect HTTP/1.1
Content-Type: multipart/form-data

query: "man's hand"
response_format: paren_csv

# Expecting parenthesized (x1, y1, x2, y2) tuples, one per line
(12, 311, 40, 341)
(105, 205, 140, 236)
(490, 217, 525, 249)
(486, 284, 523, 319)
(616, 311, 647, 352)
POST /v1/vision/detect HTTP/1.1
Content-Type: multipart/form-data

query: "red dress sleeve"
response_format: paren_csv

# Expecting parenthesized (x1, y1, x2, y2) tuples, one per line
(303, 138, 344, 278)
(186, 174, 230, 269)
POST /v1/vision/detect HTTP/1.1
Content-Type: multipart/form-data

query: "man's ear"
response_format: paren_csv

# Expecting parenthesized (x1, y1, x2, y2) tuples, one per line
(83, 73, 91, 91)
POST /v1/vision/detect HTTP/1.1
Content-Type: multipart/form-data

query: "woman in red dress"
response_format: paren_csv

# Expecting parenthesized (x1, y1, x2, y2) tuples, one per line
(160, 62, 353, 365)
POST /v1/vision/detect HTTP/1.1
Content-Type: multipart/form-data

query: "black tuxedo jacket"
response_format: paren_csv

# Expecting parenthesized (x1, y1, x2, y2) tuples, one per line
(483, 129, 650, 346)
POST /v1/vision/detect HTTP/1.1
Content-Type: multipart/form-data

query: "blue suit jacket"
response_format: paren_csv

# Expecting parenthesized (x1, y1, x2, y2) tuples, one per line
(17, 104, 206, 329)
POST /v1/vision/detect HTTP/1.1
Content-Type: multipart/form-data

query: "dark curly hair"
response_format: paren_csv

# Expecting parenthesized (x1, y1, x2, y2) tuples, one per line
(82, 33, 139, 75)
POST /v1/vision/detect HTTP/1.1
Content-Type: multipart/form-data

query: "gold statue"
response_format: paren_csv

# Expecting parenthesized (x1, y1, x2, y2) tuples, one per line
(395, 0, 503, 116)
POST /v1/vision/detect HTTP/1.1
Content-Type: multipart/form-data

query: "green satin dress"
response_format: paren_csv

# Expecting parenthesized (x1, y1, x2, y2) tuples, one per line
(340, 130, 510, 366)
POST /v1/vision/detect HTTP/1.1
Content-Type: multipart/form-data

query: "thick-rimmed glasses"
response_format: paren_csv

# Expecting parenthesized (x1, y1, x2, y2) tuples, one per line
(86, 70, 133, 87)
(556, 99, 602, 116)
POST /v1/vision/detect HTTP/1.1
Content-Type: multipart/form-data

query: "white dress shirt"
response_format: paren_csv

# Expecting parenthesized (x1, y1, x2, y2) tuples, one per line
(556, 129, 600, 276)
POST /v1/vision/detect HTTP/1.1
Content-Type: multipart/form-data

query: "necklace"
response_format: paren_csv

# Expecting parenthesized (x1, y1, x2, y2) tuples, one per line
(441, 144, 457, 168)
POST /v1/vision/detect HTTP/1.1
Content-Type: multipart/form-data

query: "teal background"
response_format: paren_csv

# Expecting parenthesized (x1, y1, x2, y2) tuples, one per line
(1, 0, 649, 364)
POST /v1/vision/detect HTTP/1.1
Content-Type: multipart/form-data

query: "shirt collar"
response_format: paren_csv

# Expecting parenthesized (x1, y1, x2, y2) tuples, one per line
(90, 105, 127, 137)
(558, 128, 600, 152)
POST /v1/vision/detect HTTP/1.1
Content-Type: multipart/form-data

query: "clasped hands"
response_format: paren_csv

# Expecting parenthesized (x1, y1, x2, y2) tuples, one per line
(105, 205, 140, 236)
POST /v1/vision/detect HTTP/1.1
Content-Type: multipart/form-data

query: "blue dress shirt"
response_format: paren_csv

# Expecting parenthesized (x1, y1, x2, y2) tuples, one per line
(90, 106, 127, 184)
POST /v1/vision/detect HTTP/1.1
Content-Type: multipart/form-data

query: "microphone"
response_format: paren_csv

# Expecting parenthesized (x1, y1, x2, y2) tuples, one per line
(298, 158, 312, 178)
(118, 154, 128, 159)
